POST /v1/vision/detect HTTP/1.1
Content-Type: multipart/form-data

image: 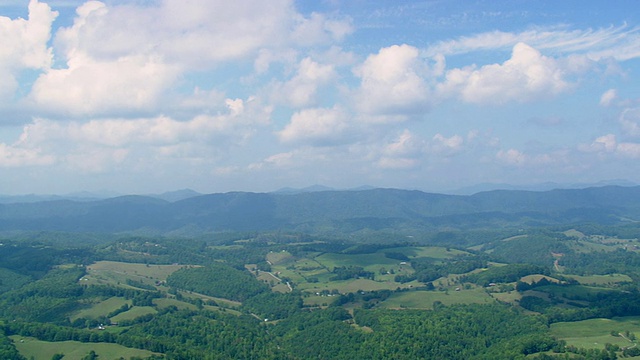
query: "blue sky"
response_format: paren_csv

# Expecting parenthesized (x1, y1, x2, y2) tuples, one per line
(0, 0, 639, 195)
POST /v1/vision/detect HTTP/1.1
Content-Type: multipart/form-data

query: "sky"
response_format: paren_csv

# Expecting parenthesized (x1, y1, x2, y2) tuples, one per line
(0, 0, 639, 195)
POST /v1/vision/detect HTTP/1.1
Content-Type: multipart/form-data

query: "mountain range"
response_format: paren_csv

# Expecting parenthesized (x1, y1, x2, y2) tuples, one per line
(0, 185, 639, 236)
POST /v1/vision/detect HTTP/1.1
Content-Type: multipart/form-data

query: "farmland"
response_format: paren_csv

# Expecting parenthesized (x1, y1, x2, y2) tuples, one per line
(1, 221, 640, 359)
(11, 336, 159, 360)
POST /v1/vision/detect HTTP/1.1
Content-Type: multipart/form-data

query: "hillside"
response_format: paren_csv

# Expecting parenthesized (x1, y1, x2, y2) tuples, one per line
(0, 186, 639, 234)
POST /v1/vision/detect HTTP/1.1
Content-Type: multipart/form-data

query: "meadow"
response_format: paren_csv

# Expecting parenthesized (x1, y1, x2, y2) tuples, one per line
(379, 287, 494, 309)
(82, 261, 188, 289)
(11, 336, 158, 360)
(551, 317, 640, 349)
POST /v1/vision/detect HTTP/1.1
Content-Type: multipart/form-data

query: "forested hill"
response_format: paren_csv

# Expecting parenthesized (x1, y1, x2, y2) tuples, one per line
(1, 185, 640, 234)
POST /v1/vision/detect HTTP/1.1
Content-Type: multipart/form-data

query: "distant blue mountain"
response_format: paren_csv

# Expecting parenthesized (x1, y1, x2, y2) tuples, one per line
(0, 185, 639, 235)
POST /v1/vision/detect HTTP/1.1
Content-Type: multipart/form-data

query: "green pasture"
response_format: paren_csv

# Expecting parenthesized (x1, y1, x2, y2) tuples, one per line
(314, 252, 400, 272)
(83, 261, 188, 288)
(520, 274, 562, 284)
(266, 250, 295, 265)
(11, 336, 158, 360)
(70, 296, 131, 321)
(178, 290, 242, 308)
(302, 278, 411, 294)
(563, 229, 585, 238)
(501, 235, 528, 242)
(154, 297, 198, 310)
(488, 290, 521, 304)
(379, 288, 494, 309)
(551, 317, 640, 349)
(534, 284, 615, 300)
(378, 246, 468, 259)
(110, 306, 156, 322)
(565, 273, 633, 286)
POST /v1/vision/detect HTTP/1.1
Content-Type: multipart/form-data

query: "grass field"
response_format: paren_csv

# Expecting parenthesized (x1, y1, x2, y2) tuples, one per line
(379, 288, 494, 309)
(154, 297, 198, 310)
(70, 296, 131, 321)
(382, 246, 469, 259)
(551, 317, 640, 350)
(314, 252, 400, 273)
(303, 277, 411, 294)
(565, 273, 633, 286)
(266, 250, 295, 265)
(82, 261, 188, 289)
(110, 306, 157, 322)
(11, 336, 158, 360)
(534, 284, 615, 300)
(520, 274, 562, 284)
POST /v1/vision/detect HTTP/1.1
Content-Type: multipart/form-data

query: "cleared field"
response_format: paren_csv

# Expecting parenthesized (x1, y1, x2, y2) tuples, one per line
(11, 336, 158, 360)
(565, 273, 633, 286)
(534, 284, 615, 300)
(83, 261, 188, 288)
(379, 288, 494, 309)
(154, 297, 197, 310)
(380, 246, 469, 259)
(266, 250, 295, 265)
(110, 306, 156, 322)
(520, 274, 562, 284)
(70, 296, 131, 321)
(302, 278, 411, 294)
(563, 229, 585, 238)
(551, 317, 640, 349)
(315, 252, 400, 272)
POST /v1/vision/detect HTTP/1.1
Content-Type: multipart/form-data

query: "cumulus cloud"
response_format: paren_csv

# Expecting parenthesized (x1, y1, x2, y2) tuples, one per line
(270, 57, 337, 108)
(495, 147, 565, 167)
(600, 89, 617, 107)
(439, 42, 569, 104)
(431, 133, 464, 156)
(26, 0, 352, 117)
(291, 12, 353, 46)
(1, 97, 270, 170)
(353, 44, 431, 119)
(496, 148, 527, 166)
(619, 107, 640, 137)
(377, 129, 425, 169)
(29, 54, 181, 117)
(0, 143, 55, 167)
(0, 0, 57, 99)
(277, 106, 350, 145)
(580, 133, 640, 159)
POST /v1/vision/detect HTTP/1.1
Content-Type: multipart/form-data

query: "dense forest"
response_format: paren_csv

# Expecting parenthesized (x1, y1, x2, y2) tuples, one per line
(2, 187, 640, 359)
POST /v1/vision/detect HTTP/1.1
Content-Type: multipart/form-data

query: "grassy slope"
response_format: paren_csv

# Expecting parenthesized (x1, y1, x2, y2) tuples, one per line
(12, 336, 158, 360)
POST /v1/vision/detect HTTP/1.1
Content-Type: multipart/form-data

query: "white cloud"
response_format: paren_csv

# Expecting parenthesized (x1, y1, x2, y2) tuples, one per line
(600, 89, 617, 107)
(619, 107, 640, 137)
(439, 42, 569, 104)
(431, 133, 464, 155)
(291, 12, 353, 46)
(353, 44, 431, 119)
(424, 24, 640, 61)
(580, 132, 640, 160)
(30, 54, 181, 116)
(25, 0, 353, 117)
(277, 106, 350, 145)
(3, 96, 270, 170)
(616, 142, 640, 158)
(0, 142, 55, 167)
(496, 148, 527, 166)
(377, 129, 425, 169)
(0, 0, 57, 99)
(270, 57, 337, 108)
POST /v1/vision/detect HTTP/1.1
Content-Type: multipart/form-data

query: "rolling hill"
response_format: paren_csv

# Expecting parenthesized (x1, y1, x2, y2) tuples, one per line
(0, 186, 639, 235)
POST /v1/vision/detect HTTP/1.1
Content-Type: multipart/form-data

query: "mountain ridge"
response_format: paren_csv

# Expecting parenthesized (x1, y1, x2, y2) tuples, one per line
(0, 185, 638, 235)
